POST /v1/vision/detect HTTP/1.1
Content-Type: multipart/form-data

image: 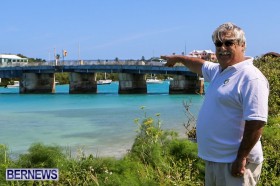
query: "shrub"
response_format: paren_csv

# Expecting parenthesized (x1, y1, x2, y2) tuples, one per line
(0, 145, 14, 184)
(166, 139, 205, 184)
(260, 116, 280, 185)
(254, 56, 280, 117)
(16, 143, 66, 168)
(128, 108, 204, 185)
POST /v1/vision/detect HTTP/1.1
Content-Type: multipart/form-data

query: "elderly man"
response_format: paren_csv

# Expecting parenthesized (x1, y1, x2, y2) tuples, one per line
(161, 22, 269, 186)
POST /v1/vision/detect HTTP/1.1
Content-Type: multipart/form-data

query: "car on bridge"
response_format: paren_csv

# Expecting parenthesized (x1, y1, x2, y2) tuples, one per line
(146, 57, 167, 66)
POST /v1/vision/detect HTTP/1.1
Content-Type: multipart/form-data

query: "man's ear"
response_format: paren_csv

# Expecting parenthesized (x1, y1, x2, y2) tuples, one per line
(241, 42, 246, 52)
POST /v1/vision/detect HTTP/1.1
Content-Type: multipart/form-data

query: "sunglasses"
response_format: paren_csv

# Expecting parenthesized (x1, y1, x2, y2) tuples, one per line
(214, 40, 237, 47)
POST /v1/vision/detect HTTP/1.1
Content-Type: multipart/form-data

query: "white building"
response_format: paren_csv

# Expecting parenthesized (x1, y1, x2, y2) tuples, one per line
(0, 54, 28, 66)
(188, 50, 217, 61)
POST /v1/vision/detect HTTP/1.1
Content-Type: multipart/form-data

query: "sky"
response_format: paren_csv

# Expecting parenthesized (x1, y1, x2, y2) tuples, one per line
(1, 0, 279, 60)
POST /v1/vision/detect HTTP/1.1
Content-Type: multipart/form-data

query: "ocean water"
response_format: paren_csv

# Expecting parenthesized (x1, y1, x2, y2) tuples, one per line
(0, 81, 204, 158)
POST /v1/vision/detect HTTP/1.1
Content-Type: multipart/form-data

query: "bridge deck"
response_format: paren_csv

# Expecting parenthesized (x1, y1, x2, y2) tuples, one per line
(0, 65, 196, 78)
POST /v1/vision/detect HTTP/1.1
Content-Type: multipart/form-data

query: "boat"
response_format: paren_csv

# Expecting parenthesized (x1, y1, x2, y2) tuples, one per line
(146, 74, 163, 84)
(97, 72, 112, 85)
(146, 78, 163, 84)
(6, 81, 20, 88)
(97, 79, 112, 85)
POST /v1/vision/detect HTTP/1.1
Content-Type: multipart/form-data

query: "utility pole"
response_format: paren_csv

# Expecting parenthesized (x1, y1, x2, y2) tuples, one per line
(62, 50, 67, 65)
(54, 48, 57, 66)
(62, 49, 64, 64)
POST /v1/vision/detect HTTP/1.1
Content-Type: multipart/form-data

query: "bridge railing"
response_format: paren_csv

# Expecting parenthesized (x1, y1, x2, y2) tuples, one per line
(56, 60, 149, 66)
(0, 60, 167, 68)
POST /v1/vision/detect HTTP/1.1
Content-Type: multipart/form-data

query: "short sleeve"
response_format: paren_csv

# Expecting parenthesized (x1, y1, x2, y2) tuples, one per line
(242, 78, 269, 122)
(202, 61, 220, 82)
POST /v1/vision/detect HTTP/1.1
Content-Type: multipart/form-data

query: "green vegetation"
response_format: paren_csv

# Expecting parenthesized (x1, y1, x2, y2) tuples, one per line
(55, 73, 70, 84)
(17, 54, 46, 63)
(254, 55, 280, 117)
(261, 119, 280, 185)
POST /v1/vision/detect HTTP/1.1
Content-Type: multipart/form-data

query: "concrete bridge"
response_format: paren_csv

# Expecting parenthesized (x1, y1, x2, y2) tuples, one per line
(0, 61, 204, 94)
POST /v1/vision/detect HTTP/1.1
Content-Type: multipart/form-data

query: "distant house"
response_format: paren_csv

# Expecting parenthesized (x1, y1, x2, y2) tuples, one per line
(188, 50, 217, 61)
(0, 54, 28, 66)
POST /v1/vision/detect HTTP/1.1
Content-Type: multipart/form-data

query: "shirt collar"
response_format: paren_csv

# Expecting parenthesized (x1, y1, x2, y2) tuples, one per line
(219, 57, 254, 73)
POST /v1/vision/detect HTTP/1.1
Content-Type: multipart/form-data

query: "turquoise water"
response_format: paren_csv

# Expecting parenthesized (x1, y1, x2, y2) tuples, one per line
(0, 81, 204, 158)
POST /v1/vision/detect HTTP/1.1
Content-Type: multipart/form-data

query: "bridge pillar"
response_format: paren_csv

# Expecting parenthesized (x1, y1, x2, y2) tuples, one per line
(69, 72, 97, 94)
(118, 73, 147, 94)
(169, 75, 204, 94)
(20, 73, 55, 93)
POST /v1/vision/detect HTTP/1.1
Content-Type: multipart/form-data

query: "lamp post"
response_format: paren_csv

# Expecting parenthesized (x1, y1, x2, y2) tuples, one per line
(62, 50, 67, 65)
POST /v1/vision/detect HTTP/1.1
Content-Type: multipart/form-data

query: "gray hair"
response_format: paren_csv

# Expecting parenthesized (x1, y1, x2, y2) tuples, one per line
(212, 22, 246, 46)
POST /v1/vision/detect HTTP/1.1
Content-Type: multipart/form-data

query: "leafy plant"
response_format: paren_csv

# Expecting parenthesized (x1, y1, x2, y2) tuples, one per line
(254, 56, 280, 117)
(260, 118, 280, 185)
(129, 106, 204, 185)
(16, 143, 66, 168)
(0, 145, 13, 184)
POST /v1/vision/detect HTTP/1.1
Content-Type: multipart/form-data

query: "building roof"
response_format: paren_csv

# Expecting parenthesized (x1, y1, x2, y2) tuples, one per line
(0, 54, 24, 59)
(189, 49, 215, 54)
(204, 50, 215, 54)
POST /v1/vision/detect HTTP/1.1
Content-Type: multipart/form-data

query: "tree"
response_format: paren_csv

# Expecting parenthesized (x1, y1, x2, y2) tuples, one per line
(16, 54, 46, 63)
(254, 55, 280, 117)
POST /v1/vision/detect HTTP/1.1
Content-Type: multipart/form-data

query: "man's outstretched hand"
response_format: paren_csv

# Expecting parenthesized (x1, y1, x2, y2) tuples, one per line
(160, 55, 178, 67)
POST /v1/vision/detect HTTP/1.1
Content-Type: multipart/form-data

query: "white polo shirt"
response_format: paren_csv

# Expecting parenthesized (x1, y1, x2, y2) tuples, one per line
(196, 57, 269, 163)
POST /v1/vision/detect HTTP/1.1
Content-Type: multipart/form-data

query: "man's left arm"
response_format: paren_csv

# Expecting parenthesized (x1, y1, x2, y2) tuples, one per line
(231, 120, 265, 176)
